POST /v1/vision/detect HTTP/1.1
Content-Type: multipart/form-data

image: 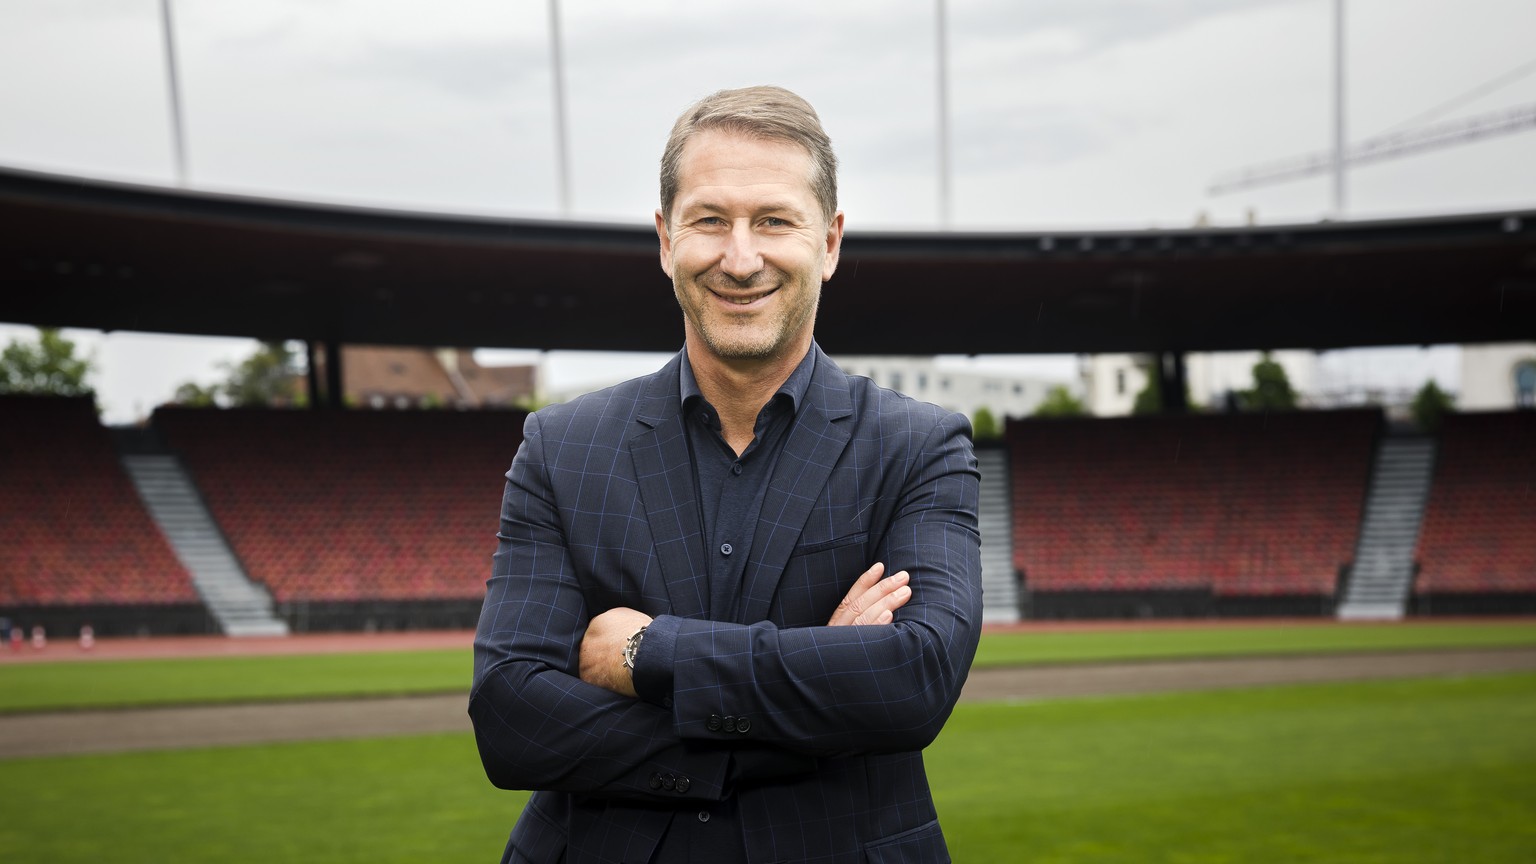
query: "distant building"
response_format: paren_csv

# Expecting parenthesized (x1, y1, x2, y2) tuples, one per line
(308, 345, 537, 410)
(1460, 343, 1536, 411)
(831, 356, 1065, 420)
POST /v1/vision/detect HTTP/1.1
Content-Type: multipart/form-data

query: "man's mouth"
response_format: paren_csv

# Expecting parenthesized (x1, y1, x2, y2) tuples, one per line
(710, 286, 777, 306)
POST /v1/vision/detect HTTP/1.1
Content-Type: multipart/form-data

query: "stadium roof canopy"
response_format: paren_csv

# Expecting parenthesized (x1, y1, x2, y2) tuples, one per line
(3, 165, 1533, 356)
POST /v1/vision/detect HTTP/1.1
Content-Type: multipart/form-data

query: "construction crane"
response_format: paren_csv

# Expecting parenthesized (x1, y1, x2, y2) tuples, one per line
(1209, 102, 1536, 196)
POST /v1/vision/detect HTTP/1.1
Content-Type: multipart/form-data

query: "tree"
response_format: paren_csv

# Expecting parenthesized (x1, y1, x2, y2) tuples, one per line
(171, 341, 303, 408)
(223, 342, 302, 407)
(1411, 380, 1455, 433)
(1239, 352, 1297, 411)
(970, 406, 1001, 440)
(0, 328, 94, 396)
(1131, 372, 1162, 415)
(171, 381, 220, 407)
(1033, 385, 1088, 418)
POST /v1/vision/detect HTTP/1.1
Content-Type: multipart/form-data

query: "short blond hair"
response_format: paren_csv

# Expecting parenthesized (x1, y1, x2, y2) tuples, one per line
(659, 85, 838, 225)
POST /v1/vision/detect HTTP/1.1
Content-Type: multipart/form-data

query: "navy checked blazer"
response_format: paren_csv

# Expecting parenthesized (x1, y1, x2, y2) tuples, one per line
(470, 344, 983, 864)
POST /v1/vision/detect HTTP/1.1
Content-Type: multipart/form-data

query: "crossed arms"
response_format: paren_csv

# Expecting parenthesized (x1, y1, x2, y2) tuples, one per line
(469, 409, 982, 800)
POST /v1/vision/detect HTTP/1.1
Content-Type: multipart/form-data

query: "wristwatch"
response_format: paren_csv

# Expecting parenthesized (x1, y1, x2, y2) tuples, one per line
(621, 624, 648, 677)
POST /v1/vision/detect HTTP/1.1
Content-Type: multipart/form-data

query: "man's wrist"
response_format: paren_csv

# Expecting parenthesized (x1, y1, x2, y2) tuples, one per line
(630, 615, 680, 707)
(621, 624, 648, 678)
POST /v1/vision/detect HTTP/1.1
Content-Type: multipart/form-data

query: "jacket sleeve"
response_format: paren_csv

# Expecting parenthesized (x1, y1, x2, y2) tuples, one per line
(657, 411, 983, 756)
(470, 411, 772, 801)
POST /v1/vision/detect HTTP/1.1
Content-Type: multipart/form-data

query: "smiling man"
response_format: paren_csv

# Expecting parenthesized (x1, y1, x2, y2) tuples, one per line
(471, 85, 982, 864)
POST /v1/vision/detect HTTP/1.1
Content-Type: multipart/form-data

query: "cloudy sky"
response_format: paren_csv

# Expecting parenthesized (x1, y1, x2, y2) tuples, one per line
(2, 0, 1533, 421)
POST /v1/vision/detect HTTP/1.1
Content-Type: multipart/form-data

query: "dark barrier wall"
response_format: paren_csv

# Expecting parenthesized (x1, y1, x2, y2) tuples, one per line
(1, 604, 216, 639)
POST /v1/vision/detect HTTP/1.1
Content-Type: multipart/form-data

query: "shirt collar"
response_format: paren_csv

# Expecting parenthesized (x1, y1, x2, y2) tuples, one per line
(680, 344, 817, 416)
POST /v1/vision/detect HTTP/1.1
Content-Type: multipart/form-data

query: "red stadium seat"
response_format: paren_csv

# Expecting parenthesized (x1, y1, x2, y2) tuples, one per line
(1416, 411, 1536, 595)
(153, 406, 526, 604)
(0, 395, 197, 606)
(1007, 410, 1380, 599)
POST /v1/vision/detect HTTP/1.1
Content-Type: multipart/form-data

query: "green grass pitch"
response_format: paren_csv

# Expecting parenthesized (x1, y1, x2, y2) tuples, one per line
(2, 620, 1532, 714)
(1, 673, 1532, 862)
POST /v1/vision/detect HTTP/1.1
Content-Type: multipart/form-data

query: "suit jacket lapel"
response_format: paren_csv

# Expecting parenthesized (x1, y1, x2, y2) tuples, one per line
(736, 346, 854, 624)
(629, 354, 711, 620)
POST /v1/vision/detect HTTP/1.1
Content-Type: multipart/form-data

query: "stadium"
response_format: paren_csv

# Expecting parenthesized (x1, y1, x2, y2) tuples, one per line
(3, 2, 1535, 862)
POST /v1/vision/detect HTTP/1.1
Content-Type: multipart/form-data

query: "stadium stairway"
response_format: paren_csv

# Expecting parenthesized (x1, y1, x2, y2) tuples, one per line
(976, 446, 1020, 624)
(1337, 432, 1437, 620)
(116, 432, 288, 637)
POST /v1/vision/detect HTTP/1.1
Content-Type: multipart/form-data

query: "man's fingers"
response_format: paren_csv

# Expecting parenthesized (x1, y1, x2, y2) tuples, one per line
(851, 579, 910, 626)
(828, 564, 911, 626)
(827, 562, 884, 626)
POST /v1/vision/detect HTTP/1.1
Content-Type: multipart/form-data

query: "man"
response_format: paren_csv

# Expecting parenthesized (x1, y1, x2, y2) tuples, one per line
(471, 85, 982, 863)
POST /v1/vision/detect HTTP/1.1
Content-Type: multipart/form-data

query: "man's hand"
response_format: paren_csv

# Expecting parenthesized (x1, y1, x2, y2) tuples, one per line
(828, 562, 911, 626)
(579, 607, 653, 697)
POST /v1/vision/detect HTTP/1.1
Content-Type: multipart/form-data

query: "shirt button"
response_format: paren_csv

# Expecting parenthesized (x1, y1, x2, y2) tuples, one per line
(720, 543, 732, 556)
(731, 463, 743, 476)
(698, 811, 711, 823)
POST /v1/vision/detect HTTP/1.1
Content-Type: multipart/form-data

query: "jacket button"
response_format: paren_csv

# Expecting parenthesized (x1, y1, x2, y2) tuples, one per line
(675, 776, 691, 794)
(706, 714, 722, 732)
(736, 716, 751, 734)
(662, 773, 676, 791)
(649, 772, 662, 790)
(722, 716, 736, 733)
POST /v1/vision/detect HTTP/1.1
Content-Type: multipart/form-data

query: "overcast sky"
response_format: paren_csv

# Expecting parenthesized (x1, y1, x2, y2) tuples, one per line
(2, 0, 1532, 421)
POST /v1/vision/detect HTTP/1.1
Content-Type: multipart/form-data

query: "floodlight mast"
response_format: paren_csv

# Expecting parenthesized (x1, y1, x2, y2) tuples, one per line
(159, 0, 189, 187)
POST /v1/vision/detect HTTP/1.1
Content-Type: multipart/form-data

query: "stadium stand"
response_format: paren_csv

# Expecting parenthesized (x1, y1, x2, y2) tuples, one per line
(0, 394, 205, 635)
(153, 406, 526, 630)
(1414, 410, 1536, 614)
(1008, 409, 1382, 618)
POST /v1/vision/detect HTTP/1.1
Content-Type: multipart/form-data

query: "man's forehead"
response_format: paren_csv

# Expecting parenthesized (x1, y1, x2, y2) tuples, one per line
(679, 128, 813, 173)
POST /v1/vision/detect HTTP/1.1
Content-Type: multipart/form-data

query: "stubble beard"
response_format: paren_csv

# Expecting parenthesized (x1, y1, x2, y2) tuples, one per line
(678, 269, 821, 362)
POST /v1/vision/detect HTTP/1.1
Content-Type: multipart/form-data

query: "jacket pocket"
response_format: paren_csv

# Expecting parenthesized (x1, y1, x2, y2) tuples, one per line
(863, 818, 949, 863)
(775, 533, 873, 626)
(792, 531, 868, 556)
(503, 796, 566, 864)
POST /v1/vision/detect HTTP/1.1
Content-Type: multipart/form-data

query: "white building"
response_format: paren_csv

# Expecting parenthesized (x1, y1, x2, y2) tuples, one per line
(1460, 343, 1536, 410)
(831, 355, 1069, 421)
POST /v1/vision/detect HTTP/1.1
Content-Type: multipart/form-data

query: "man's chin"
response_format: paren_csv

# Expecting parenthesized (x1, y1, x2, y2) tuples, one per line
(698, 329, 780, 363)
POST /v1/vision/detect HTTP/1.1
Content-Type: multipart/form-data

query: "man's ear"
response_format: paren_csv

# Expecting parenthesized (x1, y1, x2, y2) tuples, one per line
(821, 211, 846, 282)
(655, 209, 674, 278)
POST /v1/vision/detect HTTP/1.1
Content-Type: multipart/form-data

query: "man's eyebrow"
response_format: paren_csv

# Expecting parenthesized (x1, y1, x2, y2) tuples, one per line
(679, 198, 812, 219)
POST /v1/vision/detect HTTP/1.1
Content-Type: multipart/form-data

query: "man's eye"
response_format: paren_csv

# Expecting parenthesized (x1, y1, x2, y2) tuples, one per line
(764, 217, 789, 227)
(698, 216, 725, 226)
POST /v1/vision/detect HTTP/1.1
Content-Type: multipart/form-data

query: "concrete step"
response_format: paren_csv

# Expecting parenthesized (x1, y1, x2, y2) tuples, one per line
(120, 452, 289, 638)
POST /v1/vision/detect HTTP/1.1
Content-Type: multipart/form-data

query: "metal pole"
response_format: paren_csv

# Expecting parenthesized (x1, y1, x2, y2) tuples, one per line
(159, 0, 189, 186)
(547, 0, 572, 217)
(935, 0, 952, 228)
(1332, 0, 1346, 216)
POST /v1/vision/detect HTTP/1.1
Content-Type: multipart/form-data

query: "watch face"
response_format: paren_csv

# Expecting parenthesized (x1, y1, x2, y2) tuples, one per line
(623, 625, 647, 670)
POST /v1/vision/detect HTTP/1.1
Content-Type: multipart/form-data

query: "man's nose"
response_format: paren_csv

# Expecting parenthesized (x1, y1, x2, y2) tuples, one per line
(720, 222, 763, 281)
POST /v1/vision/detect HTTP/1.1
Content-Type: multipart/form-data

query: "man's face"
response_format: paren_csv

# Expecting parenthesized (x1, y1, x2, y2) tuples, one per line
(656, 129, 844, 366)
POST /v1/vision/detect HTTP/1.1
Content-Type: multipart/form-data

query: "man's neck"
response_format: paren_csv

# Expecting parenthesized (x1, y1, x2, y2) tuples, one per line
(687, 338, 811, 455)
